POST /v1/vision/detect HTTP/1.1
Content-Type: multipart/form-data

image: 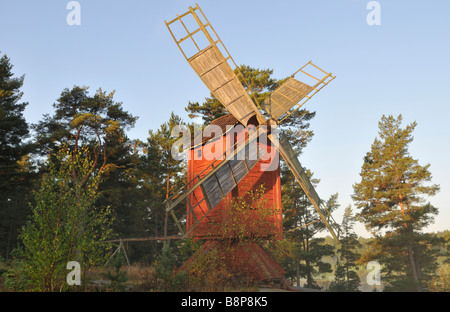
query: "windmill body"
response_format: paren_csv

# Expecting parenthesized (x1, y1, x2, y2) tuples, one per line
(187, 114, 283, 241)
(181, 114, 286, 282)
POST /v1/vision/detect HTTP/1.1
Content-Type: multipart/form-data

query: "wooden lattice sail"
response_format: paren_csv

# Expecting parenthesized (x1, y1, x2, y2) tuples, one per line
(260, 61, 335, 122)
(165, 5, 266, 127)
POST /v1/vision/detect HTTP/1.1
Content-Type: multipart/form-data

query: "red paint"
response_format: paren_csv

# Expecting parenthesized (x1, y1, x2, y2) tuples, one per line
(186, 124, 283, 241)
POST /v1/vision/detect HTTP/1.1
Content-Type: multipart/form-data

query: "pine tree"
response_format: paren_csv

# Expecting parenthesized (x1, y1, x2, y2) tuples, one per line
(33, 86, 137, 173)
(142, 112, 186, 242)
(0, 53, 29, 171)
(33, 86, 139, 250)
(329, 205, 361, 292)
(352, 114, 440, 291)
(281, 193, 339, 288)
(0, 52, 34, 259)
(102, 251, 129, 292)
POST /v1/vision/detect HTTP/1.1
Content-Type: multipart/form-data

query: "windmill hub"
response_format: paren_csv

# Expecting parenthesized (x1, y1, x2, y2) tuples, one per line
(266, 117, 278, 130)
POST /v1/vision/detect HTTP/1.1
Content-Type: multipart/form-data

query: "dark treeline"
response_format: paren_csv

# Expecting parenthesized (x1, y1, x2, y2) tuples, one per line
(0, 52, 448, 291)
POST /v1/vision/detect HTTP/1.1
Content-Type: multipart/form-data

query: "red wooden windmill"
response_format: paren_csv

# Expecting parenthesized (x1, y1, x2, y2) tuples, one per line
(164, 4, 340, 283)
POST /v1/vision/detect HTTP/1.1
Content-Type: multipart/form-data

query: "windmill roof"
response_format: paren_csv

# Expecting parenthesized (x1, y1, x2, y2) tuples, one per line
(191, 114, 241, 149)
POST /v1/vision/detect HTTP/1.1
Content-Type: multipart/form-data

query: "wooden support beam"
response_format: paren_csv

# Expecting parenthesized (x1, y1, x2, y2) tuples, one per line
(104, 236, 184, 243)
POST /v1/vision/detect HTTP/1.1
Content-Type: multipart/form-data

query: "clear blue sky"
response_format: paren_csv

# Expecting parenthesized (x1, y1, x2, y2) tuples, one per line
(1, 0, 449, 237)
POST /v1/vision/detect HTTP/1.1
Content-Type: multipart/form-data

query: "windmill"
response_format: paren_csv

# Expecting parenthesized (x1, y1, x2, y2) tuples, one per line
(164, 4, 339, 282)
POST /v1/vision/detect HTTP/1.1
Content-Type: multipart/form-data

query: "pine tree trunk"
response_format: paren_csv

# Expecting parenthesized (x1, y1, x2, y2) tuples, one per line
(163, 211, 168, 241)
(397, 179, 422, 292)
(163, 171, 170, 248)
(5, 218, 14, 261)
(400, 215, 421, 291)
(407, 244, 422, 292)
(155, 208, 158, 235)
(304, 236, 313, 287)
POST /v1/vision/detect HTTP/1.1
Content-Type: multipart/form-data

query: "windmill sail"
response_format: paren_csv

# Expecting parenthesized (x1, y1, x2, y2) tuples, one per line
(165, 4, 265, 126)
(260, 61, 335, 122)
(275, 133, 340, 243)
(188, 44, 257, 127)
(261, 77, 313, 120)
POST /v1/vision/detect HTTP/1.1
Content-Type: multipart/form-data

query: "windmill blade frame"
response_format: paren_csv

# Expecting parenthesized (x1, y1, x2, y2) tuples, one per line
(165, 4, 266, 126)
(273, 132, 340, 244)
(260, 61, 336, 123)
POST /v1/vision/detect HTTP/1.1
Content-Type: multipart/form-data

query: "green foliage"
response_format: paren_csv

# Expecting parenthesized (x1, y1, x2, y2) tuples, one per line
(156, 242, 176, 282)
(179, 187, 281, 291)
(328, 206, 361, 292)
(176, 238, 202, 265)
(32, 85, 145, 260)
(279, 192, 339, 289)
(429, 263, 450, 292)
(0, 52, 29, 164)
(144, 112, 185, 196)
(353, 115, 439, 233)
(206, 185, 280, 241)
(0, 52, 35, 260)
(436, 230, 450, 265)
(353, 115, 440, 291)
(16, 146, 114, 291)
(140, 112, 187, 241)
(155, 241, 187, 291)
(33, 86, 137, 155)
(362, 232, 440, 292)
(102, 252, 129, 292)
